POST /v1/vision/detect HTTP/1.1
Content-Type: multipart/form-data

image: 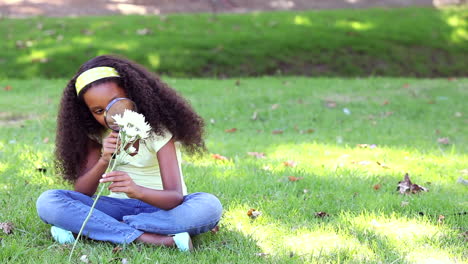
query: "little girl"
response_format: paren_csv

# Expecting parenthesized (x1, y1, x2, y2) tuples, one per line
(36, 55, 222, 251)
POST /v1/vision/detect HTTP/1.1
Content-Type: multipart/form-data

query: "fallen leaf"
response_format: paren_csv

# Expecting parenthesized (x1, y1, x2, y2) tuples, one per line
(247, 152, 265, 158)
(299, 129, 315, 134)
(382, 100, 390, 105)
(373, 184, 381, 190)
(437, 137, 450, 145)
(112, 246, 123, 253)
(403, 83, 410, 88)
(283, 161, 297, 167)
(271, 104, 279, 110)
(247, 208, 262, 219)
(324, 100, 337, 108)
(225, 128, 237, 133)
(352, 160, 372, 166)
(272, 129, 283, 134)
(0, 222, 14, 234)
(376, 161, 390, 169)
(461, 231, 468, 241)
(357, 144, 377, 149)
(212, 154, 228, 161)
(396, 173, 428, 194)
(438, 215, 445, 224)
(314, 211, 329, 218)
(251, 111, 258, 120)
(80, 29, 94, 36)
(235, 80, 241, 86)
(136, 28, 151, 35)
(3, 85, 12, 91)
(288, 176, 303, 182)
(43, 137, 49, 143)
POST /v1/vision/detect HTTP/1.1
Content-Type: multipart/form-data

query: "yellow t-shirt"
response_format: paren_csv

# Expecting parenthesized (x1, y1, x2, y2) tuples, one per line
(99, 129, 187, 199)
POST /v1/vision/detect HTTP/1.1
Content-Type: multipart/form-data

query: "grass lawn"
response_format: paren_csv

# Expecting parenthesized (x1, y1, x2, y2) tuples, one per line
(0, 77, 467, 263)
(1, 6, 467, 79)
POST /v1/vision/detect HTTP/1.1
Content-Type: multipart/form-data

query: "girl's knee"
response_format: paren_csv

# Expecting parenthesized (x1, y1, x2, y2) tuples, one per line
(36, 189, 66, 222)
(191, 192, 223, 219)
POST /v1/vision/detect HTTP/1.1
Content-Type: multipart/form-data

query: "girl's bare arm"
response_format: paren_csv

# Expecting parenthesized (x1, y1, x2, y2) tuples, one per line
(74, 132, 118, 196)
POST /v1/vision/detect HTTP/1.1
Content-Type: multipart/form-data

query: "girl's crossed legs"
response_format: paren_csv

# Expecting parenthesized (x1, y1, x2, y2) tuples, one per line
(36, 190, 222, 245)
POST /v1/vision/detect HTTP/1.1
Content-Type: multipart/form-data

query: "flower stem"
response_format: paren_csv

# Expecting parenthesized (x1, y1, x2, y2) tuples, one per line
(68, 133, 121, 262)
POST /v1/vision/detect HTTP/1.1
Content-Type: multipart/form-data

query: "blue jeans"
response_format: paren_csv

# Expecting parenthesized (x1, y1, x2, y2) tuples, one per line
(36, 190, 222, 244)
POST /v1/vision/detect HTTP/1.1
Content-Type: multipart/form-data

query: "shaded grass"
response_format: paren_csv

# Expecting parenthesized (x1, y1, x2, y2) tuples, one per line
(0, 6, 467, 79)
(0, 77, 467, 263)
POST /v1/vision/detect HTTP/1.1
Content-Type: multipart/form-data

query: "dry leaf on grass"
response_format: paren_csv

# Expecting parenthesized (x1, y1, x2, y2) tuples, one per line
(376, 161, 390, 169)
(225, 128, 237, 133)
(288, 176, 303, 182)
(437, 137, 450, 145)
(299, 129, 315, 134)
(251, 111, 258, 120)
(272, 129, 284, 134)
(3, 85, 12, 91)
(0, 222, 14, 234)
(357, 144, 377, 148)
(212, 154, 228, 161)
(373, 184, 381, 190)
(396, 173, 428, 194)
(247, 208, 262, 219)
(438, 215, 445, 224)
(247, 152, 265, 158)
(112, 246, 123, 253)
(283, 161, 297, 167)
(314, 212, 329, 218)
(324, 100, 337, 108)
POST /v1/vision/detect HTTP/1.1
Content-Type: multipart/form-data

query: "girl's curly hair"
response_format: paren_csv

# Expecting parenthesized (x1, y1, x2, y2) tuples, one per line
(56, 55, 205, 183)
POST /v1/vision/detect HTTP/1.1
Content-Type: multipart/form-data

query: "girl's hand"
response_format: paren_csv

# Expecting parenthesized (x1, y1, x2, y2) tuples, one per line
(100, 132, 119, 163)
(100, 171, 141, 199)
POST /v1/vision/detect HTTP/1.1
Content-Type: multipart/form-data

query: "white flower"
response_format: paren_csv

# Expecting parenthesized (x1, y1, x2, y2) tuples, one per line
(124, 126, 139, 138)
(111, 113, 127, 127)
(113, 110, 151, 140)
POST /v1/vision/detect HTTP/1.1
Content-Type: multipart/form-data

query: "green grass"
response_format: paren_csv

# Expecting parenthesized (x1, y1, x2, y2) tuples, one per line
(1, 6, 467, 79)
(0, 77, 467, 263)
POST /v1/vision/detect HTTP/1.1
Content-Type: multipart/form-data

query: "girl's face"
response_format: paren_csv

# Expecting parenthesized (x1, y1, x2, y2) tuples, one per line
(82, 82, 127, 128)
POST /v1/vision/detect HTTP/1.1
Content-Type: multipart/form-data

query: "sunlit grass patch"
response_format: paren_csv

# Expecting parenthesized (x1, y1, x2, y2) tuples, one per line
(0, 77, 466, 263)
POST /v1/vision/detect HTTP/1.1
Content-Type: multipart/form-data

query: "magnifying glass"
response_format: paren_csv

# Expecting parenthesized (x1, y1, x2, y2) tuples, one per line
(104, 98, 137, 132)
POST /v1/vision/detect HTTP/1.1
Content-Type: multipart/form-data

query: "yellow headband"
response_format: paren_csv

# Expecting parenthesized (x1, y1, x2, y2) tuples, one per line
(75, 66, 120, 94)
